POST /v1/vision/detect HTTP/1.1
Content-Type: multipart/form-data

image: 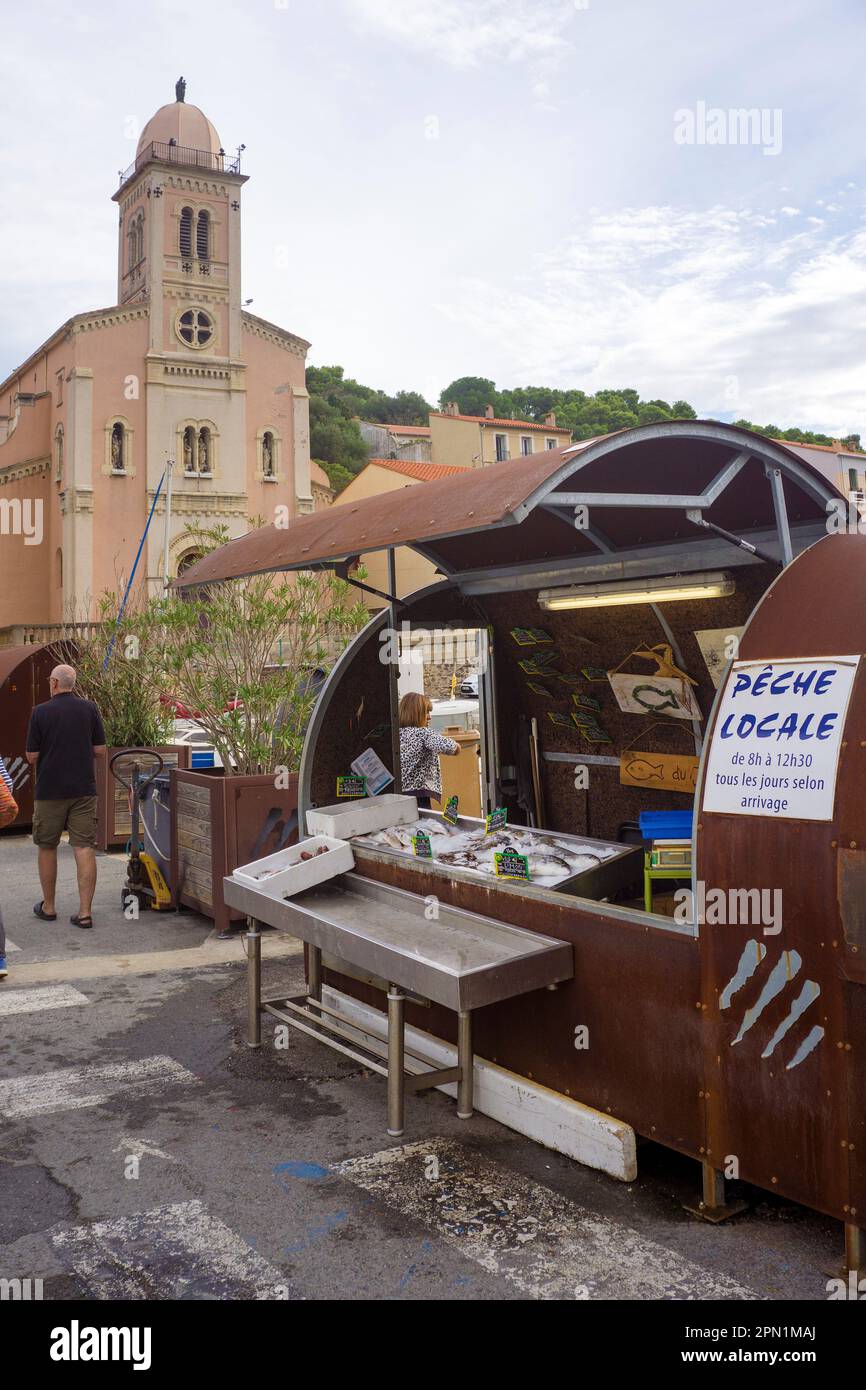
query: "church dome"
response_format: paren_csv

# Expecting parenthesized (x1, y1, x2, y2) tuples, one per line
(137, 83, 222, 158)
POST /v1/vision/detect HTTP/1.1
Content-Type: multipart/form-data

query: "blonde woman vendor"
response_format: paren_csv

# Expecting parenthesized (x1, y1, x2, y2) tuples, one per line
(398, 692, 459, 810)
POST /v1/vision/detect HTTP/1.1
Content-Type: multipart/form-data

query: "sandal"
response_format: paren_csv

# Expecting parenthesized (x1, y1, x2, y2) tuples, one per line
(33, 901, 57, 921)
(70, 914, 93, 930)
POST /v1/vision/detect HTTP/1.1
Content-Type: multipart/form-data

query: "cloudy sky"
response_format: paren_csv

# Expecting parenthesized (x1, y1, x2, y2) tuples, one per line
(2, 0, 865, 433)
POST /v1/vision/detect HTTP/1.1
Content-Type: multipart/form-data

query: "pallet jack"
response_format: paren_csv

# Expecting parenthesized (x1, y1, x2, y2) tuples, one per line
(109, 748, 173, 913)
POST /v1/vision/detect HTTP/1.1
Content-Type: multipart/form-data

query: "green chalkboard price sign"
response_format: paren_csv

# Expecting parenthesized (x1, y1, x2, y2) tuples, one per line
(336, 774, 367, 798)
(412, 830, 432, 858)
(495, 849, 530, 880)
(443, 795, 460, 826)
(485, 807, 508, 833)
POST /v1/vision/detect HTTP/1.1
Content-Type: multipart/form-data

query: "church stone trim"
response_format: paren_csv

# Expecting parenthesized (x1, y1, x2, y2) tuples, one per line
(58, 484, 94, 515)
(149, 488, 246, 518)
(72, 305, 150, 336)
(0, 458, 50, 485)
(242, 312, 310, 358)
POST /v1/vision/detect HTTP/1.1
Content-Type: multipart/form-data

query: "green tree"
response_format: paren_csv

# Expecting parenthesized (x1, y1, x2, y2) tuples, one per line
(637, 403, 672, 425)
(438, 376, 498, 417)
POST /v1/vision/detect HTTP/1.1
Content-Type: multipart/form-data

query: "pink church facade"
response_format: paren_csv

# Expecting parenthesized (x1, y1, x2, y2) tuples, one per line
(0, 80, 326, 634)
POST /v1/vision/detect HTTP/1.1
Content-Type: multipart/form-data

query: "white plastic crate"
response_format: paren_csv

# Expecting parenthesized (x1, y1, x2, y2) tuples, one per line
(305, 794, 418, 840)
(232, 834, 354, 899)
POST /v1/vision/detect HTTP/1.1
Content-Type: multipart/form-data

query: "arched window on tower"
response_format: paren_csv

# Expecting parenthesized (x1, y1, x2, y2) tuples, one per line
(54, 425, 64, 482)
(56, 548, 63, 590)
(197, 426, 212, 474)
(182, 425, 197, 475)
(196, 210, 210, 260)
(128, 214, 144, 272)
(110, 422, 126, 473)
(262, 431, 275, 478)
(179, 206, 193, 258)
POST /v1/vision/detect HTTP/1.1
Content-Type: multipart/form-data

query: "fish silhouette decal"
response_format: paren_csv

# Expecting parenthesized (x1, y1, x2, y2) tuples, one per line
(719, 940, 823, 1070)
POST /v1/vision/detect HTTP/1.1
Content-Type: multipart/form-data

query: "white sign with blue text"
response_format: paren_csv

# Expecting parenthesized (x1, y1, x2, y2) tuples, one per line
(702, 656, 860, 821)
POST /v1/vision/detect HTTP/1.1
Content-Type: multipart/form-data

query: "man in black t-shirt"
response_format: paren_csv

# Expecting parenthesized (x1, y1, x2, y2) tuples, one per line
(25, 664, 106, 929)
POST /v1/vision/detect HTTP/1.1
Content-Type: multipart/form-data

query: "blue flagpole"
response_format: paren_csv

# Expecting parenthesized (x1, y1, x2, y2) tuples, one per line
(104, 468, 166, 671)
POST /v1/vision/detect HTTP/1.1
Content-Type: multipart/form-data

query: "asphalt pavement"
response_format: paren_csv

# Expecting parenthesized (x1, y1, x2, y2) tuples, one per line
(0, 831, 844, 1301)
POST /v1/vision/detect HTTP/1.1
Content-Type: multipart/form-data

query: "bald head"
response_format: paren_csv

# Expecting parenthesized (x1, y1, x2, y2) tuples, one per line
(50, 664, 76, 692)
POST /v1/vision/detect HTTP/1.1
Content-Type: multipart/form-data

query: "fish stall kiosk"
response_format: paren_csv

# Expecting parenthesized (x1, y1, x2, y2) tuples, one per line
(179, 420, 866, 1277)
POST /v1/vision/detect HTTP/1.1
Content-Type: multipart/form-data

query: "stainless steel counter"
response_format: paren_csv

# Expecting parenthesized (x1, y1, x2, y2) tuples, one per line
(223, 871, 572, 1011)
(224, 869, 573, 1138)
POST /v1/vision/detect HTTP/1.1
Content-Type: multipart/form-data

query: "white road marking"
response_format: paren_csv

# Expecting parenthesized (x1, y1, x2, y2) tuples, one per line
(52, 1199, 291, 1300)
(0, 983, 89, 1017)
(0, 1055, 197, 1119)
(5, 940, 20, 952)
(4, 933, 302, 986)
(335, 1139, 761, 1301)
(112, 1135, 177, 1163)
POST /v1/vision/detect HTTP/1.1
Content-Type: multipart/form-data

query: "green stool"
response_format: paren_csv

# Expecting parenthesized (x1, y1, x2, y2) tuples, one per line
(643, 850, 688, 913)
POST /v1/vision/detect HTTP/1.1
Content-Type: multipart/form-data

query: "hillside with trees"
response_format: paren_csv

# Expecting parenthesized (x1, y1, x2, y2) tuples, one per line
(308, 366, 862, 494)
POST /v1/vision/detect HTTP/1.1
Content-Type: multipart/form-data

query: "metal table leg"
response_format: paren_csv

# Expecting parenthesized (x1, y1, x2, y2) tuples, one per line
(844, 1222, 865, 1278)
(308, 945, 322, 1015)
(387, 986, 405, 1137)
(246, 917, 261, 1049)
(683, 1159, 747, 1222)
(457, 1009, 473, 1119)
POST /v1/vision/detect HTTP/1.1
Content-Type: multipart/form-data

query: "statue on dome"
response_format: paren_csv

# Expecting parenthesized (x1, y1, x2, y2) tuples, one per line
(176, 76, 186, 103)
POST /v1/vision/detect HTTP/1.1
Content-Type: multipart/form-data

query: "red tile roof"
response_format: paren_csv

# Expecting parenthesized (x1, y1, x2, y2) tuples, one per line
(430, 411, 572, 433)
(367, 457, 469, 482)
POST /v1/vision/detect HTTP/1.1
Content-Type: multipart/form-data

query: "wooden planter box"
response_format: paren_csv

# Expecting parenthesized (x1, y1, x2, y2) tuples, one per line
(170, 767, 300, 935)
(95, 745, 191, 852)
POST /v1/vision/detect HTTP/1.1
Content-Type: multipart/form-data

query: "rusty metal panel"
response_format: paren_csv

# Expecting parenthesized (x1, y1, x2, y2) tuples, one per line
(845, 983, 866, 1223)
(837, 849, 866, 984)
(697, 534, 866, 1223)
(337, 852, 703, 1156)
(0, 643, 56, 828)
(175, 422, 840, 591)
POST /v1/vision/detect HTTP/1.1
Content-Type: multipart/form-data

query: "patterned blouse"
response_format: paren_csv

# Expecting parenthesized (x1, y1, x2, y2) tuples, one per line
(399, 725, 459, 796)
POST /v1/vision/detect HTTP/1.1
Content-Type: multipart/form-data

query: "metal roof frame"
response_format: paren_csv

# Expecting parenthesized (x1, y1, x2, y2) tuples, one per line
(174, 421, 843, 592)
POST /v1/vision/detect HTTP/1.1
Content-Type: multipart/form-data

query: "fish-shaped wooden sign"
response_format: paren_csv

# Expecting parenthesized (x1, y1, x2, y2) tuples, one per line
(619, 751, 699, 792)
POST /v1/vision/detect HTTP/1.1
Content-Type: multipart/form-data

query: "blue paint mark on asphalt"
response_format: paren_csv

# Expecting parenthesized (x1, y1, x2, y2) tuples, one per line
(397, 1263, 418, 1291)
(283, 1209, 349, 1254)
(274, 1160, 330, 1182)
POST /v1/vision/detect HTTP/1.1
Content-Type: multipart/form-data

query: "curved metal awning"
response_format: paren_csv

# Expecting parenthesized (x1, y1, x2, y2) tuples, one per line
(175, 421, 844, 593)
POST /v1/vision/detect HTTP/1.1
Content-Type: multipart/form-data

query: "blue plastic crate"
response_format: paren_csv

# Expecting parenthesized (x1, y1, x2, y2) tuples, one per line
(638, 809, 693, 844)
(191, 750, 215, 769)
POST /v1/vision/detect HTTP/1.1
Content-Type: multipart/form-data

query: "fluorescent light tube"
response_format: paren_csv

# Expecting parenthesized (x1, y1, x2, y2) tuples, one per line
(537, 571, 734, 611)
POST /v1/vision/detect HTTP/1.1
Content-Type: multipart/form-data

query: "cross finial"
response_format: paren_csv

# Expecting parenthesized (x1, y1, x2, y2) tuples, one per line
(175, 76, 186, 102)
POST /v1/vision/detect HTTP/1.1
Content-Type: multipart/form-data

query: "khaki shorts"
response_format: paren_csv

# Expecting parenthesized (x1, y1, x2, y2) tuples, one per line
(33, 797, 98, 849)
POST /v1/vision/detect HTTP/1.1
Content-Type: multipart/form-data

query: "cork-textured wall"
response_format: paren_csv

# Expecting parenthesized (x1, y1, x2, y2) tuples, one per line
(307, 568, 772, 839)
(482, 565, 772, 842)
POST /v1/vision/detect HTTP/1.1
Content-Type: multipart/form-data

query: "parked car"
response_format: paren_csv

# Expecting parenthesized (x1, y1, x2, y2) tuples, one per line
(458, 673, 479, 698)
